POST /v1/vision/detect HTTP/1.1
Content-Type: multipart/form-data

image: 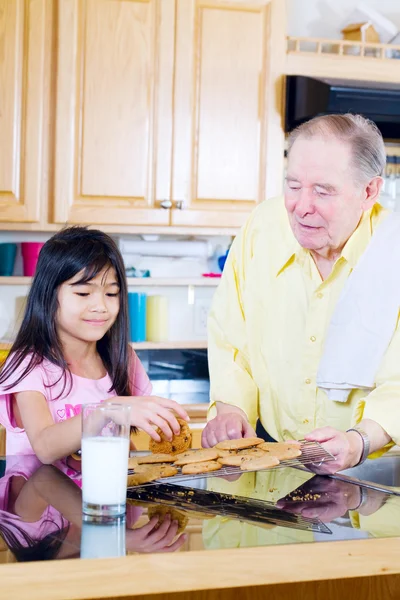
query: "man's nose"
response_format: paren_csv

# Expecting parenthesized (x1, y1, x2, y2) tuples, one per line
(294, 189, 314, 218)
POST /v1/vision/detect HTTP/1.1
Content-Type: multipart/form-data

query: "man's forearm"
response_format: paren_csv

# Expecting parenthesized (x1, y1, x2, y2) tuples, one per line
(358, 418, 392, 454)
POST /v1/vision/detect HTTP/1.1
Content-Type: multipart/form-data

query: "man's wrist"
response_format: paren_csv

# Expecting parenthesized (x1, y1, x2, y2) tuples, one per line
(216, 402, 247, 419)
(346, 427, 370, 466)
(345, 430, 364, 466)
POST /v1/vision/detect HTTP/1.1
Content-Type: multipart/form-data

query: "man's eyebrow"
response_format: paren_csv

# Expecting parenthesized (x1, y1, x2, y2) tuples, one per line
(286, 176, 301, 182)
(314, 183, 337, 192)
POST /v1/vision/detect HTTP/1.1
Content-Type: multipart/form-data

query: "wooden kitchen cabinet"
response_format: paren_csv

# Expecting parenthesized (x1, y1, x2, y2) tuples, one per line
(170, 0, 286, 228)
(53, 0, 175, 227)
(0, 0, 51, 224)
(0, 0, 286, 231)
(52, 0, 286, 230)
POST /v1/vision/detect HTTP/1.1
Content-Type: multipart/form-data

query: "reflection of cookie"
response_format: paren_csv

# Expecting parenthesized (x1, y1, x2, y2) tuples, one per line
(137, 453, 176, 465)
(178, 509, 215, 520)
(240, 455, 280, 471)
(217, 455, 252, 467)
(149, 418, 192, 455)
(258, 442, 302, 461)
(182, 461, 222, 475)
(174, 449, 218, 466)
(215, 438, 264, 451)
(147, 505, 188, 534)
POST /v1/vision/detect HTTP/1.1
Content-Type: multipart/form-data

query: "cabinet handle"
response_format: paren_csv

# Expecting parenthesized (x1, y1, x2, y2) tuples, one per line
(175, 200, 185, 210)
(159, 200, 172, 209)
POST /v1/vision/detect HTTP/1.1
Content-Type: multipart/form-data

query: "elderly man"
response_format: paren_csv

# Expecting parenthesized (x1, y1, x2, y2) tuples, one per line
(202, 113, 398, 473)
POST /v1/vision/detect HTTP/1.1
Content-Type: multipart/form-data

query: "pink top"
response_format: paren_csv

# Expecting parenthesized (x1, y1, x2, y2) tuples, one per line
(0, 354, 152, 455)
(0, 456, 69, 552)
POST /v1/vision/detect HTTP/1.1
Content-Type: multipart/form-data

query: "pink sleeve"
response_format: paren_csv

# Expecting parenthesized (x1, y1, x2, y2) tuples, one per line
(0, 359, 47, 430)
(130, 353, 152, 396)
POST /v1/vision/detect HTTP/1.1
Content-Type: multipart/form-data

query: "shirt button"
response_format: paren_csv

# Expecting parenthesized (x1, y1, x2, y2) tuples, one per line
(317, 292, 323, 299)
(305, 378, 311, 384)
(310, 336, 316, 342)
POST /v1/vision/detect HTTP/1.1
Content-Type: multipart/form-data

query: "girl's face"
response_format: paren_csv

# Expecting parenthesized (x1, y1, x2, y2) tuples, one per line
(56, 267, 120, 344)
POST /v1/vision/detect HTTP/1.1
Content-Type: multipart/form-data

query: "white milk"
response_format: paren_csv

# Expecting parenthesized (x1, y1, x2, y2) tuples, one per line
(81, 436, 129, 507)
(80, 519, 126, 559)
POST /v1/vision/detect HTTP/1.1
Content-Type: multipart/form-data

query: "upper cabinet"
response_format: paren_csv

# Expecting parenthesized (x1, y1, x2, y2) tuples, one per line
(171, 0, 285, 228)
(0, 0, 286, 231)
(0, 0, 50, 223)
(53, 0, 175, 226)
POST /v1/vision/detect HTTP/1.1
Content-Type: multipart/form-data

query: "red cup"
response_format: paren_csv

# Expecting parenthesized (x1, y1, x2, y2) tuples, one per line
(21, 242, 45, 276)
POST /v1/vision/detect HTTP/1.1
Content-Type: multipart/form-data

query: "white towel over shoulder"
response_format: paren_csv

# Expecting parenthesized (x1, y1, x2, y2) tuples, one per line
(317, 211, 400, 402)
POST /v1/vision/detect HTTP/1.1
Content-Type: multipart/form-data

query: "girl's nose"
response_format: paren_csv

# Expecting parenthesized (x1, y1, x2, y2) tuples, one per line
(90, 295, 108, 312)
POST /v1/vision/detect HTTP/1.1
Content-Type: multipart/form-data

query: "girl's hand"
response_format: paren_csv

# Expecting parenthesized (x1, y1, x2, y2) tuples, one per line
(126, 514, 187, 553)
(121, 396, 190, 442)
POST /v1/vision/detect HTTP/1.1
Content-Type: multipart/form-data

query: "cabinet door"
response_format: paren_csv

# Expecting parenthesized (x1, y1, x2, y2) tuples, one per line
(53, 0, 175, 226)
(0, 0, 50, 223)
(171, 0, 286, 229)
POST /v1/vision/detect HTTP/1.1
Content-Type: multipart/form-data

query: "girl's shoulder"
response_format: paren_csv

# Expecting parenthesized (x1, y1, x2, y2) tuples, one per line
(0, 353, 63, 395)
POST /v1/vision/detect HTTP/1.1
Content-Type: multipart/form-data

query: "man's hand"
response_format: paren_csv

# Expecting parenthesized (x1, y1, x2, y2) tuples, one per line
(277, 477, 361, 522)
(304, 426, 363, 474)
(202, 413, 256, 448)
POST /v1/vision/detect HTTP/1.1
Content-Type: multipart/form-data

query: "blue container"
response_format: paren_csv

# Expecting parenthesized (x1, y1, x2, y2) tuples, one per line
(128, 293, 147, 342)
(0, 243, 17, 276)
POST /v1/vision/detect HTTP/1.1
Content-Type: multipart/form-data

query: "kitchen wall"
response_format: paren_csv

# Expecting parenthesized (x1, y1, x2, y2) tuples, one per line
(287, 0, 400, 38)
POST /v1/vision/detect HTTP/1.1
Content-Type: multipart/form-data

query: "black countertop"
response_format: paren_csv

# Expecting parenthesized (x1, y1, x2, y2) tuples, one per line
(1, 451, 400, 563)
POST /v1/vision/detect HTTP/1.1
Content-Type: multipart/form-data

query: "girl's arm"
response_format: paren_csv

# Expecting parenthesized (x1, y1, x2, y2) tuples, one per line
(14, 391, 82, 464)
(15, 391, 190, 464)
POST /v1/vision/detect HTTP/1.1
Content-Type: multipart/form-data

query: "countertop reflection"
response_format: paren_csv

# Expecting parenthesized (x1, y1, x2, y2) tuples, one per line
(0, 452, 400, 563)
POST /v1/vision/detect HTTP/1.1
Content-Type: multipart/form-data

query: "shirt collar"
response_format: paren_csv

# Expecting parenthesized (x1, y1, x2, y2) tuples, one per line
(340, 207, 374, 269)
(276, 206, 377, 277)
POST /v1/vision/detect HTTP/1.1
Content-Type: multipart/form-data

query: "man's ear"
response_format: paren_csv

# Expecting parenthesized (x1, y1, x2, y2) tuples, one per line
(362, 176, 384, 211)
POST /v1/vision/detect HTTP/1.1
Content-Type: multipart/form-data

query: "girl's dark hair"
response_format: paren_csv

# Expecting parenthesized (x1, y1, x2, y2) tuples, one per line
(0, 518, 70, 562)
(0, 226, 132, 398)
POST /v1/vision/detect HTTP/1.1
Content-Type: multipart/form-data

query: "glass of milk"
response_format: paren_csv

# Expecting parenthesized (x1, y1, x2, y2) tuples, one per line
(81, 402, 131, 517)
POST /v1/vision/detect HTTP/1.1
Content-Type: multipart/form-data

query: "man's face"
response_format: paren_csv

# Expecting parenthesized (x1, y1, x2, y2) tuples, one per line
(285, 136, 369, 256)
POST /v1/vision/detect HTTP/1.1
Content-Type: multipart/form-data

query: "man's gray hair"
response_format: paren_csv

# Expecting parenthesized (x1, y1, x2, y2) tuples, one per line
(287, 114, 386, 184)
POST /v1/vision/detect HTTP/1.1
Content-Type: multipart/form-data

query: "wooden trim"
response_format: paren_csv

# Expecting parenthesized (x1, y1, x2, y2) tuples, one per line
(286, 51, 400, 83)
(0, 537, 399, 599)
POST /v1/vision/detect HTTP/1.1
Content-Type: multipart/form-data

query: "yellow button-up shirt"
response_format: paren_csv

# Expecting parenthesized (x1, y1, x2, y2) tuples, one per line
(208, 197, 400, 447)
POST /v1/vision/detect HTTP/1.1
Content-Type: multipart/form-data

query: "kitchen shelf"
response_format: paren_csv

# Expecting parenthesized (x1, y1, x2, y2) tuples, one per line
(0, 277, 220, 287)
(131, 341, 207, 350)
(0, 340, 207, 351)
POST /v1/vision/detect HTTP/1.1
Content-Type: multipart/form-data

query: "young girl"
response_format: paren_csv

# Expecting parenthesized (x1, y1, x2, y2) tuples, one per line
(0, 227, 189, 463)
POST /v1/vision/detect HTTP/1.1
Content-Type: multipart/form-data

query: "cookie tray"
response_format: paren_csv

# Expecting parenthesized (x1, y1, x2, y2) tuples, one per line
(127, 481, 332, 535)
(128, 441, 335, 486)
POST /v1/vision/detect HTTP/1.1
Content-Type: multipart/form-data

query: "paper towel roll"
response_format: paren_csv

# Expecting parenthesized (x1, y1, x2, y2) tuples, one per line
(119, 240, 212, 259)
